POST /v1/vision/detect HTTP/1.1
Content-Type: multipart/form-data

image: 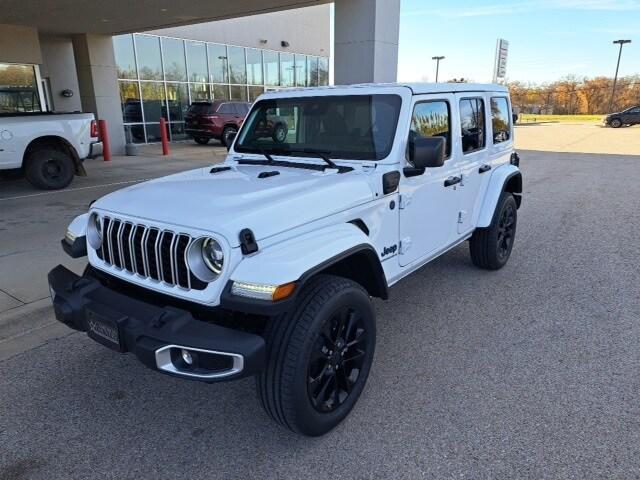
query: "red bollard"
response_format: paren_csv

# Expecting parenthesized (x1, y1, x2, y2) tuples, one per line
(160, 117, 170, 156)
(98, 119, 111, 162)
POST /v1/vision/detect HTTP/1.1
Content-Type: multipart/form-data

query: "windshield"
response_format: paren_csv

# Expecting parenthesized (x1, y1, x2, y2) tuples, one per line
(235, 95, 402, 160)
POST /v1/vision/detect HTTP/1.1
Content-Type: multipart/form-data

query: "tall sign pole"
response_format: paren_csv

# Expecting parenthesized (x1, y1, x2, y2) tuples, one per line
(609, 39, 631, 112)
(493, 39, 509, 83)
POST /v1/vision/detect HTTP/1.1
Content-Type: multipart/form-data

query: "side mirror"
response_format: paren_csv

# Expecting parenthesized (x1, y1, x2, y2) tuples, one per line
(404, 136, 446, 177)
(226, 132, 237, 151)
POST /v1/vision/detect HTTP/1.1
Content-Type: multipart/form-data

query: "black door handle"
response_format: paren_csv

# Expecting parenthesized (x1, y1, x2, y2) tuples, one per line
(444, 176, 461, 187)
(479, 164, 492, 173)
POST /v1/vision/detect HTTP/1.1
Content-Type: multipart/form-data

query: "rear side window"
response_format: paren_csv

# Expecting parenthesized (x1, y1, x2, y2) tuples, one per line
(490, 97, 511, 143)
(217, 103, 233, 114)
(188, 103, 213, 115)
(459, 98, 486, 153)
(410, 101, 451, 158)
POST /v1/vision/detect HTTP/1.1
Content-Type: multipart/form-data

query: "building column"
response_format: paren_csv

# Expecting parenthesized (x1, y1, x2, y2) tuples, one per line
(333, 0, 400, 85)
(72, 34, 125, 154)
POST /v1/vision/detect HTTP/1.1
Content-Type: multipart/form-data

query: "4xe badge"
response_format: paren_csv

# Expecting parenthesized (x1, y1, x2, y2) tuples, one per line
(380, 244, 397, 258)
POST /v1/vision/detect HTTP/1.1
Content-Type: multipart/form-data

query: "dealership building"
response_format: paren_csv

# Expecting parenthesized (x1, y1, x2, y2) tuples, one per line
(0, 0, 400, 153)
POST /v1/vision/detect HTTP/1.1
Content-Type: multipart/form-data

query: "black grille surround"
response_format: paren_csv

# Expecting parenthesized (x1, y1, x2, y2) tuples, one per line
(95, 217, 207, 291)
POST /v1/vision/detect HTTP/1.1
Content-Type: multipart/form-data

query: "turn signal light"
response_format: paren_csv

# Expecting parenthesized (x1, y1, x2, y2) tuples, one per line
(273, 282, 296, 302)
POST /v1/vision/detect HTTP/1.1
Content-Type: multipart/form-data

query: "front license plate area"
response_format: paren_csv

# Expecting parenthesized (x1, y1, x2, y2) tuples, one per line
(86, 309, 124, 352)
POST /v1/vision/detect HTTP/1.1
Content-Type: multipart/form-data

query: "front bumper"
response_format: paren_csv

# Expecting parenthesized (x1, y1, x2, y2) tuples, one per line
(48, 265, 265, 382)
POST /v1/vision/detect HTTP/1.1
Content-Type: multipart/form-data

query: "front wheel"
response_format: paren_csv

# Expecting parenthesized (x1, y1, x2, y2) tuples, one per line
(610, 118, 623, 128)
(256, 275, 376, 436)
(469, 192, 517, 270)
(221, 127, 237, 147)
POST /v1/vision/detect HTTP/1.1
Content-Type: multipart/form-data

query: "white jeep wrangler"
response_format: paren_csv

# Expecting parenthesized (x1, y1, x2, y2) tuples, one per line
(49, 83, 521, 436)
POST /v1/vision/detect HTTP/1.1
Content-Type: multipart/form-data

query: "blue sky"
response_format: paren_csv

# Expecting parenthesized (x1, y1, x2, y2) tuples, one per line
(397, 0, 640, 84)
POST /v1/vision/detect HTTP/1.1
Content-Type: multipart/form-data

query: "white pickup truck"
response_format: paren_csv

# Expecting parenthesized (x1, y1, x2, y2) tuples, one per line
(0, 112, 103, 189)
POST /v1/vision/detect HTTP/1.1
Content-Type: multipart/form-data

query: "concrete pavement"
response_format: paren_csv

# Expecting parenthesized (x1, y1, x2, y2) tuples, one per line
(1, 147, 639, 478)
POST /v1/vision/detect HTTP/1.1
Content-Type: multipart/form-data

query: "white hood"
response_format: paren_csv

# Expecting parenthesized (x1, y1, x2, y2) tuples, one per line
(93, 163, 375, 247)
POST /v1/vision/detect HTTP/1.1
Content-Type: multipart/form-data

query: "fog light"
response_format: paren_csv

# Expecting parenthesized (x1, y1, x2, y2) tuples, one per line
(181, 349, 194, 365)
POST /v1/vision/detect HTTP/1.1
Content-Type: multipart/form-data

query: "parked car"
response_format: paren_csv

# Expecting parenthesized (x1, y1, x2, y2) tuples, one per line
(0, 112, 102, 189)
(49, 83, 522, 436)
(603, 105, 640, 128)
(185, 101, 251, 147)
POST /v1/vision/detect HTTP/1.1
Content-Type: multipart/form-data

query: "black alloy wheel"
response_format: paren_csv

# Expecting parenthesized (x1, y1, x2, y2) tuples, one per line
(307, 306, 368, 413)
(496, 200, 516, 263)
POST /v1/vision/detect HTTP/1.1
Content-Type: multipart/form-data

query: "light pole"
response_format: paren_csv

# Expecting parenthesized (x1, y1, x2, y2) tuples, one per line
(432, 56, 445, 83)
(609, 40, 631, 112)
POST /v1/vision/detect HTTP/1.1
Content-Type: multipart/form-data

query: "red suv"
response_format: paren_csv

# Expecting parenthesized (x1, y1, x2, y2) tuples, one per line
(185, 101, 251, 147)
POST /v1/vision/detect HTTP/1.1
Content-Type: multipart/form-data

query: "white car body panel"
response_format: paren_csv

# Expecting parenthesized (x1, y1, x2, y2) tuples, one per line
(72, 83, 519, 307)
(0, 113, 97, 169)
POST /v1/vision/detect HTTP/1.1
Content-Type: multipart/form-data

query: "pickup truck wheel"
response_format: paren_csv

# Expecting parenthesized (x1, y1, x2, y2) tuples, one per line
(221, 127, 237, 147)
(193, 136, 209, 145)
(24, 147, 74, 190)
(610, 118, 623, 128)
(469, 192, 517, 270)
(257, 274, 376, 436)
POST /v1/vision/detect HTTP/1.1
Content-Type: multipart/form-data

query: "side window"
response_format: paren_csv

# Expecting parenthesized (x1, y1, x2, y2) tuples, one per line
(217, 103, 232, 114)
(409, 100, 451, 158)
(490, 97, 512, 144)
(459, 98, 486, 154)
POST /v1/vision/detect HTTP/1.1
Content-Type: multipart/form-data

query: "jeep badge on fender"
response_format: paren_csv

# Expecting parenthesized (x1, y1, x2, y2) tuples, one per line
(48, 83, 522, 437)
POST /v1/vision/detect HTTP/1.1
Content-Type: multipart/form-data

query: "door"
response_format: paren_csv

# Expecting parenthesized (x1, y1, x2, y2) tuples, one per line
(399, 95, 461, 267)
(627, 106, 640, 124)
(455, 95, 489, 234)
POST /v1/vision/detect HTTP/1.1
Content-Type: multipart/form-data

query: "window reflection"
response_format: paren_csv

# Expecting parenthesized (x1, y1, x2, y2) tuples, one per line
(230, 85, 248, 101)
(318, 58, 329, 86)
(228, 46, 246, 85)
(0, 63, 41, 113)
(246, 49, 263, 86)
(189, 83, 210, 102)
(212, 84, 229, 101)
(162, 37, 187, 82)
(307, 57, 319, 87)
(186, 41, 208, 83)
(166, 83, 188, 122)
(295, 54, 307, 87)
(140, 82, 167, 122)
(263, 51, 279, 86)
(119, 81, 142, 122)
(135, 35, 162, 80)
(113, 35, 137, 79)
(208, 44, 228, 83)
(280, 53, 295, 87)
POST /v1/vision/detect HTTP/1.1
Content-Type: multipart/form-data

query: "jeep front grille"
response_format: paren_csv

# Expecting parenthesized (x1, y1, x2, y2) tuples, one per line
(95, 217, 207, 290)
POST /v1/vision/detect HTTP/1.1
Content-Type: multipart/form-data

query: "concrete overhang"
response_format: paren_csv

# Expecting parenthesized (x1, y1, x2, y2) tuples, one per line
(0, 0, 332, 35)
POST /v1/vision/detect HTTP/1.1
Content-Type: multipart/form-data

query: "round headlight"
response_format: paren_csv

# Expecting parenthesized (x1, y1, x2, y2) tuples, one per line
(87, 212, 103, 250)
(201, 238, 224, 276)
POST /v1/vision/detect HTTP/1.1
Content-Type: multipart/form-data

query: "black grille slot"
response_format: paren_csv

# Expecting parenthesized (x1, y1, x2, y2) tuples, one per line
(121, 223, 134, 272)
(95, 217, 206, 291)
(110, 219, 122, 268)
(146, 228, 160, 280)
(176, 235, 190, 288)
(101, 217, 111, 263)
(160, 232, 175, 284)
(132, 225, 145, 275)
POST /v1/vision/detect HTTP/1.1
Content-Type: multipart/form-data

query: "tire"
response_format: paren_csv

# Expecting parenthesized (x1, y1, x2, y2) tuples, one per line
(256, 274, 376, 436)
(193, 136, 210, 145)
(272, 123, 287, 143)
(24, 147, 74, 190)
(469, 192, 517, 270)
(221, 127, 237, 147)
(610, 118, 623, 128)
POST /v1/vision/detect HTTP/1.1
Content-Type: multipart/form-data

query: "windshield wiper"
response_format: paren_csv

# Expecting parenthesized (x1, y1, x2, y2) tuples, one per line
(285, 148, 339, 170)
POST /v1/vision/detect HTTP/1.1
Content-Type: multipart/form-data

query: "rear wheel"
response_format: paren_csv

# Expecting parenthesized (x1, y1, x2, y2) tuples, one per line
(610, 118, 623, 128)
(24, 147, 74, 190)
(469, 192, 517, 270)
(193, 136, 210, 145)
(256, 275, 376, 436)
(221, 127, 237, 147)
(272, 123, 287, 143)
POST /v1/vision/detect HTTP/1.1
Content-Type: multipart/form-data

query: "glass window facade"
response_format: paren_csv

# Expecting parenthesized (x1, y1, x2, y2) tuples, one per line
(114, 33, 330, 143)
(0, 63, 42, 113)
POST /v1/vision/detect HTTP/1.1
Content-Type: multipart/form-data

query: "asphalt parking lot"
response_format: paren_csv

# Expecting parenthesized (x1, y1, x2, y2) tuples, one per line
(1, 129, 640, 479)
